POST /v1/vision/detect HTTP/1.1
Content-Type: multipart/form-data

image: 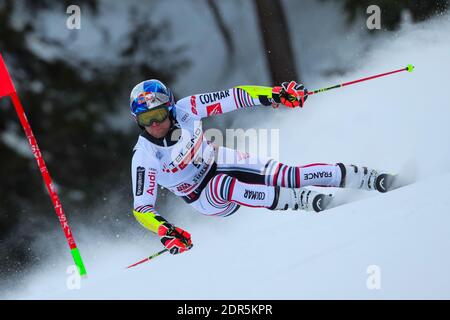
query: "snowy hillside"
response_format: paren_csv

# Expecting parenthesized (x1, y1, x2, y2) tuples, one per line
(4, 13, 450, 299)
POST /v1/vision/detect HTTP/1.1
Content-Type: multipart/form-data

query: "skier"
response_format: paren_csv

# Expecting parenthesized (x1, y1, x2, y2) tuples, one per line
(130, 79, 394, 255)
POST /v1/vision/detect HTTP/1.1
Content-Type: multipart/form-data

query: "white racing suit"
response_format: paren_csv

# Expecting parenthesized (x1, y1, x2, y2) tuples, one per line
(131, 87, 343, 231)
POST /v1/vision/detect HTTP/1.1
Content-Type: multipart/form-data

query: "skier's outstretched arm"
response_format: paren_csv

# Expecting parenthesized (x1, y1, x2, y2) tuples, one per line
(175, 81, 308, 118)
(131, 149, 192, 254)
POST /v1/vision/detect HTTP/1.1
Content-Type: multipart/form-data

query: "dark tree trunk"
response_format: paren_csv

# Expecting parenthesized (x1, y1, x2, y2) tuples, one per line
(206, 0, 235, 57)
(254, 0, 300, 84)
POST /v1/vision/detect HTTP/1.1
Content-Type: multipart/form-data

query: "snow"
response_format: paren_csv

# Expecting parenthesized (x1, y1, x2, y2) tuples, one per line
(3, 7, 450, 300)
(7, 174, 450, 299)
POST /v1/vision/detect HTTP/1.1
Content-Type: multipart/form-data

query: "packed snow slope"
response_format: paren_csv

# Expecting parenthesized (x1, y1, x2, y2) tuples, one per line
(6, 15, 450, 299)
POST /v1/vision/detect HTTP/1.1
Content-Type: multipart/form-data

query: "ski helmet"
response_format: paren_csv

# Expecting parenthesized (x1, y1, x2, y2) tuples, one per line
(129, 79, 175, 121)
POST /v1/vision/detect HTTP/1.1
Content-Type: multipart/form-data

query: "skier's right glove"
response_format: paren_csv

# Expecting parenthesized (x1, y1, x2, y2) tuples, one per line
(272, 81, 308, 108)
(157, 222, 193, 255)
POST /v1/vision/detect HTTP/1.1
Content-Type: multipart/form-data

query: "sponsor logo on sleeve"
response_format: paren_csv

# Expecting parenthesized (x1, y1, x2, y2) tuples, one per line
(190, 95, 198, 115)
(181, 113, 190, 122)
(146, 169, 157, 196)
(135, 166, 145, 196)
(206, 103, 223, 116)
(199, 90, 230, 104)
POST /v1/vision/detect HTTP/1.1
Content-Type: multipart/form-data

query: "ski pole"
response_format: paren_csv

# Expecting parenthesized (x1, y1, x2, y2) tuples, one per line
(307, 64, 415, 96)
(0, 54, 87, 276)
(126, 249, 169, 269)
(237, 64, 415, 100)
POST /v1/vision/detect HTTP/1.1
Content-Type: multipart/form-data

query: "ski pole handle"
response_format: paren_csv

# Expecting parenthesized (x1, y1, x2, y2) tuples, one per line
(126, 248, 169, 269)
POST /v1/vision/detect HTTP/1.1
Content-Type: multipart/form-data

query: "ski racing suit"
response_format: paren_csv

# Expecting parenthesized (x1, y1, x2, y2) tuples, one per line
(131, 86, 344, 234)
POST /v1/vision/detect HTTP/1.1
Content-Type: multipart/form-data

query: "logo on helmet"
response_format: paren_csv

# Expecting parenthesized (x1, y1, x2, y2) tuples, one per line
(137, 92, 158, 106)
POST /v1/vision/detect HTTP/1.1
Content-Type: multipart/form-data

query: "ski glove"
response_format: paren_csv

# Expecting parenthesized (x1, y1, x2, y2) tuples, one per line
(157, 222, 193, 255)
(272, 81, 308, 108)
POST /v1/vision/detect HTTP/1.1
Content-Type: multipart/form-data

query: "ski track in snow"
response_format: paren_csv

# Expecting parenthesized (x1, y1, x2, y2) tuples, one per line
(4, 13, 450, 299)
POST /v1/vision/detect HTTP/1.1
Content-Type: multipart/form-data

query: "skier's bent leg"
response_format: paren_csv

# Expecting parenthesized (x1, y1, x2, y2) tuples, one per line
(264, 160, 390, 192)
(215, 147, 389, 193)
(264, 160, 342, 188)
(192, 174, 327, 214)
(216, 147, 342, 188)
(206, 174, 276, 209)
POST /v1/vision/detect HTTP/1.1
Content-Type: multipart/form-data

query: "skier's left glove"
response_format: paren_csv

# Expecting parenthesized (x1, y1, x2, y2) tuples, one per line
(272, 81, 308, 108)
(157, 222, 193, 255)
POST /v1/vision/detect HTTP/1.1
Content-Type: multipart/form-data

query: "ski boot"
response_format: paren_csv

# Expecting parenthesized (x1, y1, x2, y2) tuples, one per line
(270, 187, 333, 212)
(337, 163, 396, 193)
(374, 173, 397, 193)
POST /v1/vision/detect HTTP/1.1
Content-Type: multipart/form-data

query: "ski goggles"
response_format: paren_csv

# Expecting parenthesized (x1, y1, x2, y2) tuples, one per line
(137, 106, 169, 127)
